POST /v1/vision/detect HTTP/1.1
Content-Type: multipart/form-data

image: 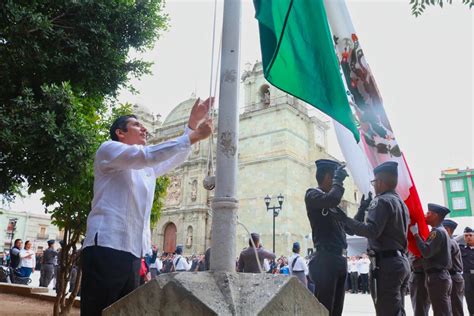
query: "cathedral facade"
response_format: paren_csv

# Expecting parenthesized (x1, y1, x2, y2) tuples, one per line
(145, 62, 359, 256)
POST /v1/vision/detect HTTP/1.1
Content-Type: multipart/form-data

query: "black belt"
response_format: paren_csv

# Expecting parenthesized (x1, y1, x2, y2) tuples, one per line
(316, 245, 344, 256)
(425, 268, 447, 274)
(375, 250, 405, 259)
(293, 270, 305, 273)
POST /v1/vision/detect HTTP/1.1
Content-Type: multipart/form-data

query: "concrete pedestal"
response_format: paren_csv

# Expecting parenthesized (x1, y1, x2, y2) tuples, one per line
(103, 272, 328, 316)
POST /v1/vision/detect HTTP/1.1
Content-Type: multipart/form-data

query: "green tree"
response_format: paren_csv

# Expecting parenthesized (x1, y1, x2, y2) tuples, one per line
(0, 0, 168, 200)
(0, 1, 169, 315)
(150, 176, 170, 229)
(411, 0, 473, 16)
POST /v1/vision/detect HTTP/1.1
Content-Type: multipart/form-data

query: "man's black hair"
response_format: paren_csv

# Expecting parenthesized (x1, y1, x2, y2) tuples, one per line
(13, 239, 21, 247)
(377, 172, 398, 191)
(109, 115, 137, 141)
(249, 233, 260, 247)
(316, 167, 334, 185)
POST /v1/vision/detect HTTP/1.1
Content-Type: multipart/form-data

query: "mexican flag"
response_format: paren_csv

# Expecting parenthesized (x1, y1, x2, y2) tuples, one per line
(254, 0, 429, 256)
(253, 0, 359, 142)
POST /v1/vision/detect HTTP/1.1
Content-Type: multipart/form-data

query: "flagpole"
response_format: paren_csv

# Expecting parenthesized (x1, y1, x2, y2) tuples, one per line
(209, 0, 241, 272)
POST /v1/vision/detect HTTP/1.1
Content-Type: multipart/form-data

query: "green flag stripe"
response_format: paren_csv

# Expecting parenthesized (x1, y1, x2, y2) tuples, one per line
(254, 0, 360, 142)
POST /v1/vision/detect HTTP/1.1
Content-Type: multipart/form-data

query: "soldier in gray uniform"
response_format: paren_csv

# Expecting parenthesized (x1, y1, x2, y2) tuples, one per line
(442, 219, 464, 316)
(411, 203, 452, 316)
(461, 227, 474, 315)
(305, 159, 350, 316)
(39, 240, 58, 287)
(409, 254, 431, 316)
(335, 161, 410, 316)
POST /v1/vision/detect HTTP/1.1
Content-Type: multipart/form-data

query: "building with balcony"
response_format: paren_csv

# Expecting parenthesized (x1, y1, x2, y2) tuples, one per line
(0, 209, 61, 255)
(440, 167, 474, 234)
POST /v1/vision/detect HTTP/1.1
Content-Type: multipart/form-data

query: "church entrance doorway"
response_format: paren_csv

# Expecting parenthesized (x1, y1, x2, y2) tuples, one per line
(163, 222, 177, 253)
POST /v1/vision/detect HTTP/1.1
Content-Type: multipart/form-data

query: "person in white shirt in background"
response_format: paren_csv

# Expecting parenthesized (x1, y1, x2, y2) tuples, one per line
(81, 98, 213, 316)
(289, 242, 309, 287)
(173, 246, 190, 272)
(348, 256, 359, 293)
(149, 251, 163, 278)
(357, 253, 371, 294)
(19, 240, 35, 278)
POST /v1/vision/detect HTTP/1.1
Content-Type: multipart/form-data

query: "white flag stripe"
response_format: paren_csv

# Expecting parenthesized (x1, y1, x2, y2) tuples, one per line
(324, 0, 413, 201)
(333, 120, 373, 196)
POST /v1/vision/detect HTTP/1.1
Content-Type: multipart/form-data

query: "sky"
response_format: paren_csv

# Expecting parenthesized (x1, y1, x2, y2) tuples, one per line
(8, 0, 473, 214)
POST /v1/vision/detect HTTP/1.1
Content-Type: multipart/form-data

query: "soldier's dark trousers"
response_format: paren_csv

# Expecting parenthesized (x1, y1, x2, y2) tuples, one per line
(426, 270, 452, 316)
(450, 273, 464, 316)
(309, 251, 347, 316)
(39, 263, 55, 287)
(463, 272, 474, 315)
(409, 271, 430, 316)
(371, 255, 410, 316)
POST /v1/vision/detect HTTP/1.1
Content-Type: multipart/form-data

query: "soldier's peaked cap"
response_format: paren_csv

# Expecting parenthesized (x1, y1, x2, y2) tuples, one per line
(442, 219, 458, 231)
(315, 159, 340, 170)
(292, 242, 300, 250)
(428, 203, 450, 217)
(373, 161, 398, 176)
(47, 240, 55, 245)
(465, 227, 473, 233)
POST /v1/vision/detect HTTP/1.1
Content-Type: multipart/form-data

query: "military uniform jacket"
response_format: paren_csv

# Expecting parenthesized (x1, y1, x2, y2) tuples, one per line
(415, 225, 452, 271)
(305, 184, 350, 250)
(461, 245, 474, 274)
(42, 248, 58, 265)
(449, 238, 463, 273)
(345, 190, 409, 252)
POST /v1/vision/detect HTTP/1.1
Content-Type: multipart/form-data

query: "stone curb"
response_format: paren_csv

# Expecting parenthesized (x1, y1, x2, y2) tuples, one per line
(0, 283, 80, 308)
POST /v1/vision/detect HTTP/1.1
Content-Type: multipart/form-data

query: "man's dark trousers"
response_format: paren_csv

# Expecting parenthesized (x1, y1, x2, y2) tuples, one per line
(309, 250, 347, 316)
(372, 255, 410, 316)
(350, 271, 359, 293)
(360, 273, 369, 294)
(81, 245, 141, 316)
(464, 272, 474, 315)
(450, 273, 464, 316)
(426, 270, 452, 316)
(409, 271, 430, 316)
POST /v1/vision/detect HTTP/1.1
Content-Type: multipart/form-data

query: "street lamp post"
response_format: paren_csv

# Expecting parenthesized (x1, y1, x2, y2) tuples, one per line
(264, 194, 284, 254)
(8, 218, 18, 250)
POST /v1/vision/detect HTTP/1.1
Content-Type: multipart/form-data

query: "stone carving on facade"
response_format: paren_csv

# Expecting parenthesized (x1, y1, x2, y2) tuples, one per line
(165, 175, 182, 206)
(263, 90, 271, 106)
(191, 179, 198, 202)
(193, 141, 200, 155)
(186, 226, 193, 248)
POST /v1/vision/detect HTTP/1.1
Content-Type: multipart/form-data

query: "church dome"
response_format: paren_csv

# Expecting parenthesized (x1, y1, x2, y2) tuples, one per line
(162, 97, 197, 127)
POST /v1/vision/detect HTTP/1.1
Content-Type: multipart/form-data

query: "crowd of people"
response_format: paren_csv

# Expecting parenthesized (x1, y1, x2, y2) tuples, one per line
(5, 102, 474, 316)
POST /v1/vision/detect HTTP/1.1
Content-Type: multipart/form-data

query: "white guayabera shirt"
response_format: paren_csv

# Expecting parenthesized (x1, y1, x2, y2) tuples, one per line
(83, 128, 192, 258)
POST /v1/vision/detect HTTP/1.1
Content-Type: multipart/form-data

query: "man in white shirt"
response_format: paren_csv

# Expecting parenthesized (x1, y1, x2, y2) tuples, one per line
(173, 246, 190, 272)
(288, 242, 308, 287)
(348, 256, 359, 293)
(357, 253, 371, 294)
(81, 98, 213, 316)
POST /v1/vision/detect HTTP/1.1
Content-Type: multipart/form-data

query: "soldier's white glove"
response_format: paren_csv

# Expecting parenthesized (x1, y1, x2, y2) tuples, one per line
(410, 223, 419, 236)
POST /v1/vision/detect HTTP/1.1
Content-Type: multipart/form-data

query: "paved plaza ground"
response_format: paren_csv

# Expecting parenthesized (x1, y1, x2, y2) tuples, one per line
(26, 271, 471, 315)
